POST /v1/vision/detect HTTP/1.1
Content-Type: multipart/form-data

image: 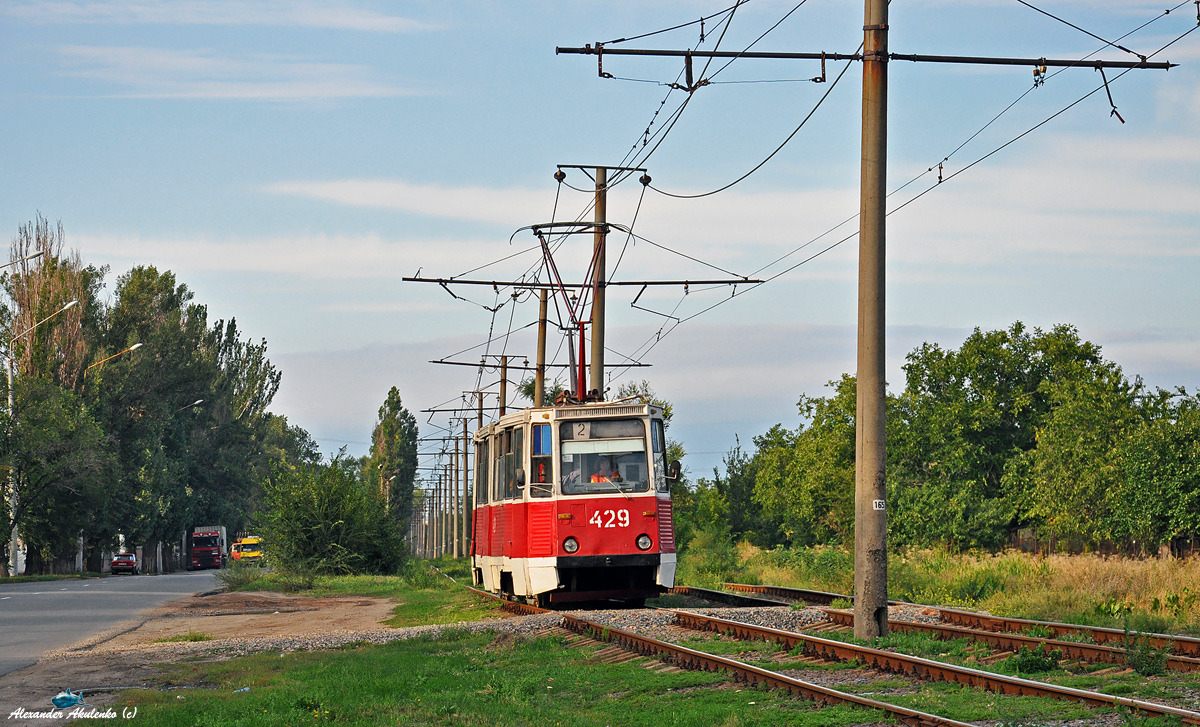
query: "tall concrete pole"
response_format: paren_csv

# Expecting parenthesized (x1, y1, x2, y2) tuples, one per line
(462, 418, 471, 556)
(855, 0, 890, 640)
(477, 391, 484, 430)
(452, 438, 460, 559)
(535, 289, 548, 406)
(499, 356, 508, 417)
(589, 167, 607, 399)
(436, 472, 444, 558)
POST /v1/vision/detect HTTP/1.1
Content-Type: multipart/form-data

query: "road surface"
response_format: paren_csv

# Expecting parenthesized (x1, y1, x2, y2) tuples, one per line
(0, 570, 218, 676)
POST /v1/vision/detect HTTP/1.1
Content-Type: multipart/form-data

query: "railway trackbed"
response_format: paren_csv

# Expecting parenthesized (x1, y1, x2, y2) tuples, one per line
(469, 586, 1200, 725)
(724, 582, 1200, 658)
(711, 582, 1200, 671)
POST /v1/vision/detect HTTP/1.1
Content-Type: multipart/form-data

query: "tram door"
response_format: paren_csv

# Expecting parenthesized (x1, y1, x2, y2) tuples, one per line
(527, 422, 555, 557)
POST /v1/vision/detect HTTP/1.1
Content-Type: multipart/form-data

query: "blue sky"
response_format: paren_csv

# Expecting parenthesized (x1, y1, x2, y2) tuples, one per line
(2, 1, 1198, 478)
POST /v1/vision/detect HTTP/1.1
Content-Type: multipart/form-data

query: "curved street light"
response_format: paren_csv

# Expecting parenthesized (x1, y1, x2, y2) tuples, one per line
(174, 398, 204, 414)
(84, 342, 143, 378)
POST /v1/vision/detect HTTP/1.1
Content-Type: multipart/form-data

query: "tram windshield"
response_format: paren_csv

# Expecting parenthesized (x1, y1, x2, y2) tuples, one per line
(560, 419, 650, 495)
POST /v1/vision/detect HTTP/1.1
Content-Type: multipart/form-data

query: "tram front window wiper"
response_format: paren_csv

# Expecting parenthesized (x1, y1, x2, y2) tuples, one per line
(592, 480, 633, 500)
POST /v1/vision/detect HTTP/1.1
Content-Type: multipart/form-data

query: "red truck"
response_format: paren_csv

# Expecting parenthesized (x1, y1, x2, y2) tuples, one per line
(188, 526, 228, 569)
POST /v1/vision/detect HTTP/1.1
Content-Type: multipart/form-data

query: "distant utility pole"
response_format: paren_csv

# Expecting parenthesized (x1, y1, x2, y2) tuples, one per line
(535, 289, 548, 406)
(499, 356, 508, 417)
(557, 6, 1173, 639)
(590, 166, 607, 399)
(462, 418, 471, 555)
(453, 438, 461, 559)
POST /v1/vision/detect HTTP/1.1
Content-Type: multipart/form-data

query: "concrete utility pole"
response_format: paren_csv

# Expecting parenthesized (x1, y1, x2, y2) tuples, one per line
(452, 438, 460, 558)
(477, 391, 484, 430)
(499, 356, 508, 417)
(589, 167, 607, 399)
(855, 0, 889, 640)
(535, 289, 548, 406)
(462, 418, 471, 555)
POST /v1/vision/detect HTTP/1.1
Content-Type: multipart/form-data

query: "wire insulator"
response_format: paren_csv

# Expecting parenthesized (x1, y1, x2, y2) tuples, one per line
(639, 173, 652, 187)
(554, 170, 566, 183)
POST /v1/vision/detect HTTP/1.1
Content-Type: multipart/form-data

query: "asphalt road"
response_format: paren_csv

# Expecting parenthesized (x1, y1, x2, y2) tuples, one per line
(0, 570, 218, 677)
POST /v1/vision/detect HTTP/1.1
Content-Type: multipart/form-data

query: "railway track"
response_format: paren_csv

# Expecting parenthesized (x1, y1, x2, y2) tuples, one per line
(723, 582, 1200, 663)
(467, 586, 1200, 725)
(466, 587, 973, 726)
(668, 608, 1200, 725)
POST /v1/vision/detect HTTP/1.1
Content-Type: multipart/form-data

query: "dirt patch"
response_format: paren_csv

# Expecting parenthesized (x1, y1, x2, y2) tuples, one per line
(98, 591, 396, 648)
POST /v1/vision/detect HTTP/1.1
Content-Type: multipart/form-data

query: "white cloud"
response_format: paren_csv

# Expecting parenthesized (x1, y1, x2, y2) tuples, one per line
(57, 45, 416, 100)
(263, 180, 557, 228)
(6, 1, 433, 32)
(74, 231, 541, 279)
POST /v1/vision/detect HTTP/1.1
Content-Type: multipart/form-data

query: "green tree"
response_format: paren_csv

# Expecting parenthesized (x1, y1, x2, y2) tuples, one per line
(1002, 365, 1141, 547)
(367, 387, 418, 533)
(753, 376, 857, 546)
(517, 376, 567, 406)
(1110, 402, 1200, 550)
(888, 322, 1108, 549)
(4, 378, 110, 573)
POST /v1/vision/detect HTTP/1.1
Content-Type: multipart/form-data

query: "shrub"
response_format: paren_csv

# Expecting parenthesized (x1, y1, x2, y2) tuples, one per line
(215, 559, 264, 590)
(1005, 645, 1062, 674)
(1123, 620, 1172, 676)
(256, 455, 407, 576)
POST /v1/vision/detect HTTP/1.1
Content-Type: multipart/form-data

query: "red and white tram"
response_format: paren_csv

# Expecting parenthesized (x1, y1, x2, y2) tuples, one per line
(470, 398, 678, 606)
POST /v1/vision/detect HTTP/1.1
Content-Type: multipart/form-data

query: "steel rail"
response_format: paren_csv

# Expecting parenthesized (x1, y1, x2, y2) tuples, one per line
(937, 607, 1200, 659)
(667, 609, 1200, 724)
(818, 609, 1200, 673)
(462, 586, 975, 725)
(670, 585, 791, 607)
(558, 614, 977, 727)
(724, 582, 1200, 659)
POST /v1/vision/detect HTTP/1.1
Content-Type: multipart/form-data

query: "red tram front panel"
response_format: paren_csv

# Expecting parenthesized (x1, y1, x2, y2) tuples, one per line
(469, 402, 676, 603)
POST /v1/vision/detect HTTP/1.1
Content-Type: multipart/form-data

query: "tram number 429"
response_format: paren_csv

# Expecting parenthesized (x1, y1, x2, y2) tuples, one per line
(589, 509, 630, 528)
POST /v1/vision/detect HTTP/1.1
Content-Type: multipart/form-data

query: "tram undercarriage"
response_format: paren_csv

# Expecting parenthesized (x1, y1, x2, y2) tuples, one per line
(473, 553, 676, 607)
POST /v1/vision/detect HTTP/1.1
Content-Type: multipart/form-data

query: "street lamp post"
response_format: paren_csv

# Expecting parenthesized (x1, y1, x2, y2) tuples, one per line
(6, 299, 79, 577)
(83, 342, 143, 378)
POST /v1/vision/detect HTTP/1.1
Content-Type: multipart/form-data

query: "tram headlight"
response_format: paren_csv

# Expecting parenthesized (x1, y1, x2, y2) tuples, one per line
(636, 534, 653, 551)
(562, 537, 580, 554)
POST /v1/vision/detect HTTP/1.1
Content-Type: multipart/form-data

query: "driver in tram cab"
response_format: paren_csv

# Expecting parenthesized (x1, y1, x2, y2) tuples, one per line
(590, 456, 623, 483)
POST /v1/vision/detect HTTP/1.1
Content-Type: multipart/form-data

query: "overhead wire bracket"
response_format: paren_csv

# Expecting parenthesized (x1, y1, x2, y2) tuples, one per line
(596, 43, 613, 79)
(1098, 67, 1125, 123)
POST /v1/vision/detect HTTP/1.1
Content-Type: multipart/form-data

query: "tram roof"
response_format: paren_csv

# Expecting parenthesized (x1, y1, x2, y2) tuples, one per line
(473, 399, 663, 439)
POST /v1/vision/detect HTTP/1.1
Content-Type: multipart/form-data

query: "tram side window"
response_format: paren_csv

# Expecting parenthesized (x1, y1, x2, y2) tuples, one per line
(652, 419, 669, 493)
(475, 440, 489, 505)
(492, 430, 506, 502)
(503, 428, 523, 500)
(529, 423, 552, 498)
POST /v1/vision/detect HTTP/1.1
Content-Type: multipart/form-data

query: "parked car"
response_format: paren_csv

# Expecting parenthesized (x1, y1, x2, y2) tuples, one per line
(111, 552, 139, 575)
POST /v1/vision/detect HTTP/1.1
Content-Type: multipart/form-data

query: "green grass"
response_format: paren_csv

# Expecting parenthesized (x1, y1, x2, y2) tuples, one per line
(153, 631, 214, 643)
(119, 629, 885, 726)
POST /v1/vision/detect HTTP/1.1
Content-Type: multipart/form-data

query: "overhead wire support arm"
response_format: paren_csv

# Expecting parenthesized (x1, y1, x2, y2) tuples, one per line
(557, 45, 1174, 70)
(430, 359, 650, 371)
(404, 276, 761, 288)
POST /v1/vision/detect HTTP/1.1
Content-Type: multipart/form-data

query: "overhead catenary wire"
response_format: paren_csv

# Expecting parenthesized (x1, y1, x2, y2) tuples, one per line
(605, 15, 1200, 386)
(648, 44, 860, 200)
